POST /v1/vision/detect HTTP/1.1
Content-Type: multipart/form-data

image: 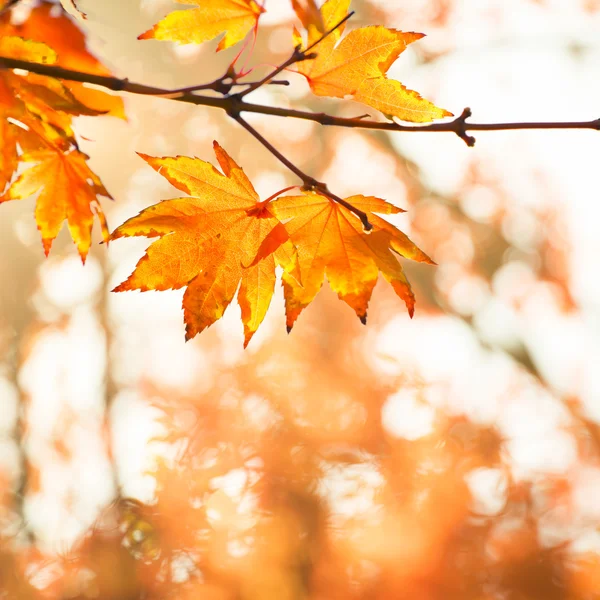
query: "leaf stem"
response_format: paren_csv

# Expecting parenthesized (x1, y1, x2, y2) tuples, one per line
(232, 113, 373, 230)
(262, 185, 299, 204)
(236, 11, 354, 98)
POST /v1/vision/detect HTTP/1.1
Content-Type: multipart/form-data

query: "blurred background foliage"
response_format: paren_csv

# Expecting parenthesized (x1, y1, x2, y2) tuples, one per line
(1, 0, 600, 598)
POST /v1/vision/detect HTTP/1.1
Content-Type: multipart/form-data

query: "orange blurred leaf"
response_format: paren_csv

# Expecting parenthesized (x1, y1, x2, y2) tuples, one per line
(138, 0, 265, 52)
(295, 0, 452, 123)
(111, 142, 297, 346)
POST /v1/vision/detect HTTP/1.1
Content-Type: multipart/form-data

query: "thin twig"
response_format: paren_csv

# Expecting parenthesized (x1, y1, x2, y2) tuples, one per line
(237, 11, 354, 98)
(142, 77, 290, 98)
(232, 113, 373, 230)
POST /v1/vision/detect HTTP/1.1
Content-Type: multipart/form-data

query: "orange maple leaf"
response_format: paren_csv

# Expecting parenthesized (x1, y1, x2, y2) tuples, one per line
(271, 192, 434, 331)
(294, 0, 452, 123)
(111, 143, 298, 347)
(1, 144, 111, 260)
(138, 0, 265, 52)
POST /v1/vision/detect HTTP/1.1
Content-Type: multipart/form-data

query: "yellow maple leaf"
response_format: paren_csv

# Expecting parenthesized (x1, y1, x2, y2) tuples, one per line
(271, 192, 434, 330)
(138, 0, 265, 52)
(111, 142, 298, 347)
(1, 145, 111, 260)
(294, 0, 452, 123)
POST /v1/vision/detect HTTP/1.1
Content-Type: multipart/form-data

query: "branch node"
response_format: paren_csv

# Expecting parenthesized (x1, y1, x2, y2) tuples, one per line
(318, 113, 336, 126)
(302, 178, 322, 191)
(214, 78, 233, 95)
(226, 94, 244, 119)
(454, 107, 476, 147)
(299, 52, 318, 61)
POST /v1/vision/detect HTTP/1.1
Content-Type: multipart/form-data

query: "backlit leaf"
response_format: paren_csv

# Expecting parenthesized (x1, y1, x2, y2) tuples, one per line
(1, 145, 111, 260)
(271, 191, 434, 330)
(291, 0, 324, 33)
(295, 0, 452, 123)
(138, 0, 265, 52)
(111, 142, 297, 347)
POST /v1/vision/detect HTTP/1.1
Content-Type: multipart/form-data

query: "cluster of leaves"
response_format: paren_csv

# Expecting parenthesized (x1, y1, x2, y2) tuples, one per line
(0, 0, 451, 344)
(0, 1, 123, 258)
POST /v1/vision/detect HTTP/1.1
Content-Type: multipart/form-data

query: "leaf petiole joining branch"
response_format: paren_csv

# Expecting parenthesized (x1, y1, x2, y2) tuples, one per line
(231, 113, 373, 231)
(236, 11, 355, 98)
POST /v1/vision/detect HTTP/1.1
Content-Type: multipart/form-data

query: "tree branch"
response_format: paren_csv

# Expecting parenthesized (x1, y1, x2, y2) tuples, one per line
(0, 57, 597, 144)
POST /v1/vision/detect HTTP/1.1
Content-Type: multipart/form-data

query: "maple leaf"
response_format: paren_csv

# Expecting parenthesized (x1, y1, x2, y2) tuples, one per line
(0, 143, 111, 260)
(293, 0, 452, 123)
(138, 0, 265, 52)
(271, 192, 434, 331)
(111, 143, 298, 347)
